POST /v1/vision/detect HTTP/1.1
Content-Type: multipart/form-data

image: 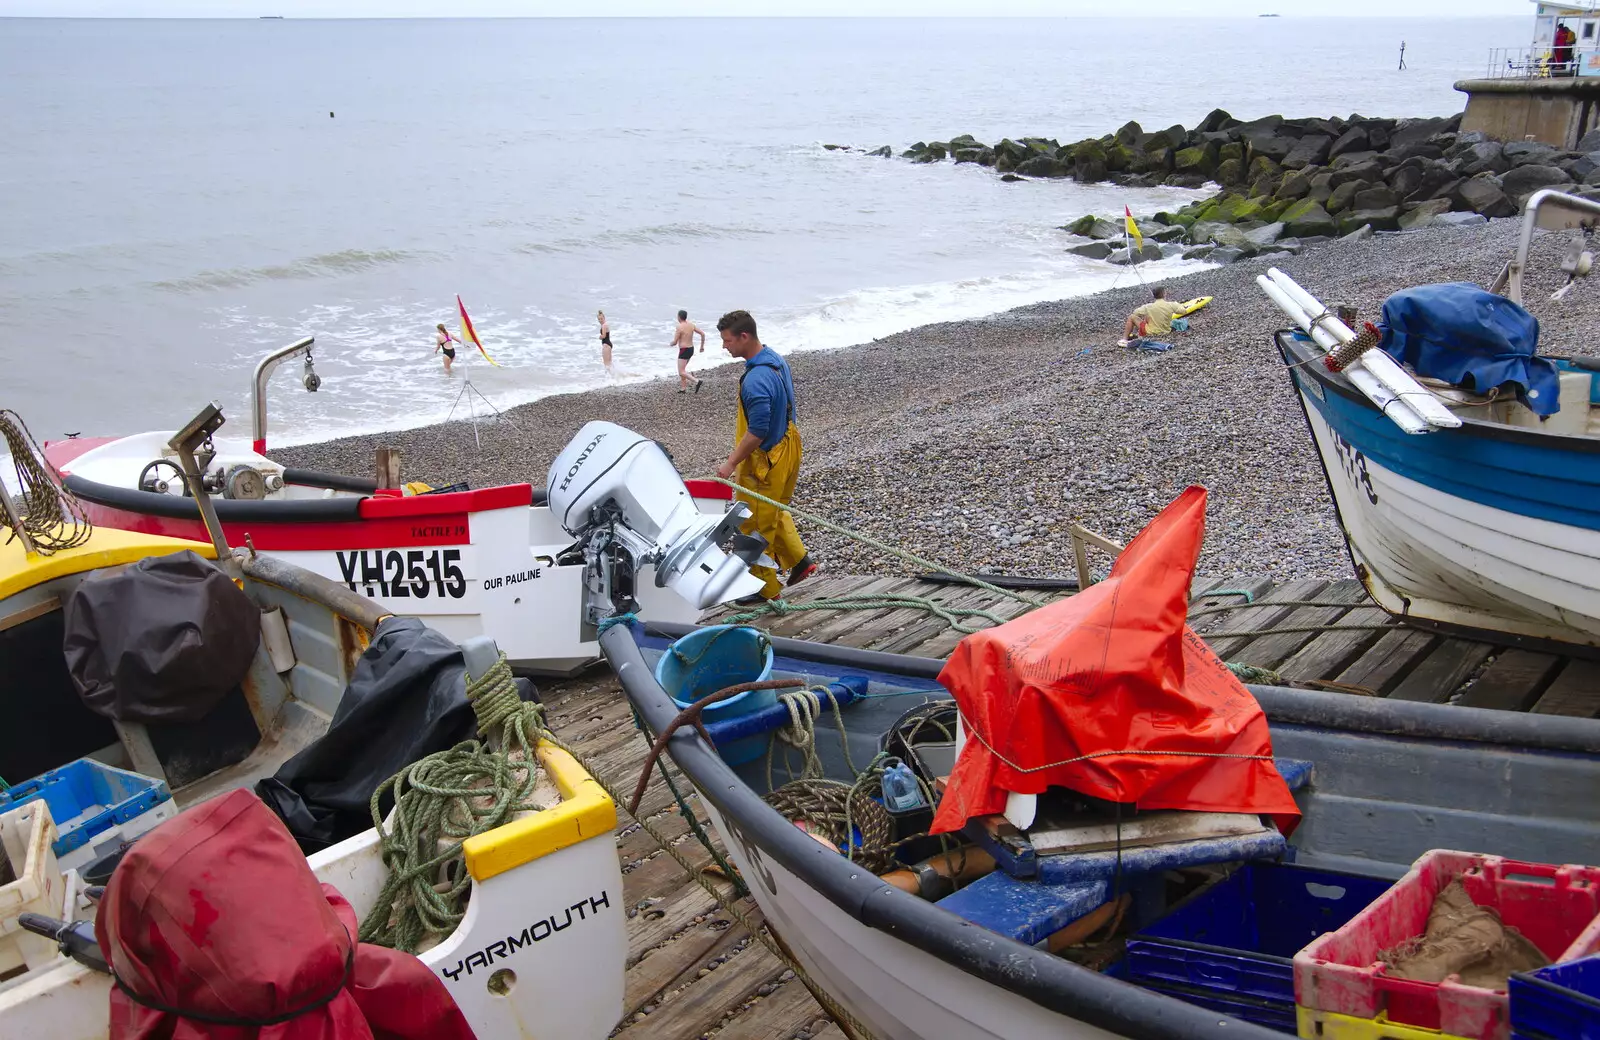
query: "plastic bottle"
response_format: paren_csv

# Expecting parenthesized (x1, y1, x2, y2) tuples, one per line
(881, 761, 926, 813)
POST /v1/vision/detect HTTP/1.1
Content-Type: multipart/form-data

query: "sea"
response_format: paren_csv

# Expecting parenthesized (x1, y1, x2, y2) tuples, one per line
(0, 15, 1520, 446)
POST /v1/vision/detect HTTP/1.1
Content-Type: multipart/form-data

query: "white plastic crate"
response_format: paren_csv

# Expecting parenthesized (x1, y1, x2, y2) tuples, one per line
(0, 801, 66, 981)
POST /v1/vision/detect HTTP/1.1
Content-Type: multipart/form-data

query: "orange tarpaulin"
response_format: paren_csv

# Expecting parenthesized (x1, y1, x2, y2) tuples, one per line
(931, 486, 1301, 836)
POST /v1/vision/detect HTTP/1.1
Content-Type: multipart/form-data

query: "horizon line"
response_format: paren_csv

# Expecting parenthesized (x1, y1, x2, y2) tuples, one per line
(0, 12, 1527, 18)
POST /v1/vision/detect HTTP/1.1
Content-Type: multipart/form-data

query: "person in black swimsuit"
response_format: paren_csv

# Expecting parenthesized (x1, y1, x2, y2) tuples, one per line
(434, 323, 459, 374)
(597, 310, 616, 379)
(671, 309, 705, 393)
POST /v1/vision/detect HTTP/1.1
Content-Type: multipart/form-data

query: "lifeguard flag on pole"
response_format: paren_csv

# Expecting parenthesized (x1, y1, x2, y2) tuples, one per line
(455, 295, 499, 367)
(1124, 206, 1144, 251)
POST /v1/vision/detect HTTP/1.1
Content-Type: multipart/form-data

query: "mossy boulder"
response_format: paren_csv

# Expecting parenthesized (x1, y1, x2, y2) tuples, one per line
(1280, 198, 1339, 238)
(1073, 139, 1110, 183)
(1250, 174, 1282, 199)
(1115, 120, 1145, 146)
(1016, 155, 1068, 178)
(994, 139, 1032, 165)
(1326, 180, 1363, 214)
(1248, 156, 1284, 186)
(1105, 142, 1134, 173)
(1205, 193, 1255, 222)
(1215, 158, 1245, 186)
(1174, 143, 1220, 176)
(1219, 141, 1246, 167)
(1230, 196, 1286, 223)
(949, 133, 982, 150)
(1274, 172, 1311, 200)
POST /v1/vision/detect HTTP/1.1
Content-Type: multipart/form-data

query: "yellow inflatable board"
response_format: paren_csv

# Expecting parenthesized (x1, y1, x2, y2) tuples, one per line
(1176, 297, 1212, 318)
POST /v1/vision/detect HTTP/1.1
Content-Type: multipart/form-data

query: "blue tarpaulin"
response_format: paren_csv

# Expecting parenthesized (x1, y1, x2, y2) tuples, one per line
(1378, 283, 1563, 417)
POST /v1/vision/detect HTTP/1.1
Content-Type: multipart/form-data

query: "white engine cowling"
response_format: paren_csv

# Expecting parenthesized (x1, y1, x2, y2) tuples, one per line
(546, 422, 764, 610)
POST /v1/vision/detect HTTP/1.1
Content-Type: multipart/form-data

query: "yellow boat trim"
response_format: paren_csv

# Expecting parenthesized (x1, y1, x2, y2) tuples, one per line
(1296, 1006, 1471, 1040)
(0, 527, 215, 603)
(462, 741, 617, 882)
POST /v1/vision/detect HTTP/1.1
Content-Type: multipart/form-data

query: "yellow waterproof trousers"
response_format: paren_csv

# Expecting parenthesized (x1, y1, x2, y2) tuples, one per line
(735, 416, 807, 600)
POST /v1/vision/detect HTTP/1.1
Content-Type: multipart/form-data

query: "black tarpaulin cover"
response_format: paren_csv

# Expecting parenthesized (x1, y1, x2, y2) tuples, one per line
(257, 616, 536, 852)
(63, 550, 259, 725)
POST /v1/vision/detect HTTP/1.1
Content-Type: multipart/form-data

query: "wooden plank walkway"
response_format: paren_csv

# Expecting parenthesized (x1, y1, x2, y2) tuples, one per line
(541, 571, 1600, 1039)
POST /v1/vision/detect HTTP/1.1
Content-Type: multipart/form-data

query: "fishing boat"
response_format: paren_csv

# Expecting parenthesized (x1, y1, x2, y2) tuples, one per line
(523, 418, 1600, 1040)
(1262, 189, 1600, 656)
(39, 338, 731, 675)
(0, 407, 631, 1040)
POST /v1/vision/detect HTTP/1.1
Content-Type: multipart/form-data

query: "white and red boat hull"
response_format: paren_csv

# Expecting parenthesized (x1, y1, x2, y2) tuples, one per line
(45, 434, 730, 675)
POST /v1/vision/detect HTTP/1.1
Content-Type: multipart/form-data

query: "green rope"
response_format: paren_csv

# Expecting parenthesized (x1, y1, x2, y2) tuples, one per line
(1227, 663, 1284, 685)
(704, 475, 1045, 610)
(725, 592, 1011, 636)
(359, 654, 548, 953)
(765, 685, 859, 792)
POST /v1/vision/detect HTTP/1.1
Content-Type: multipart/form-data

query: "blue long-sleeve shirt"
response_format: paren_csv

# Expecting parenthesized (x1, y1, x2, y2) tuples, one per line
(740, 346, 797, 451)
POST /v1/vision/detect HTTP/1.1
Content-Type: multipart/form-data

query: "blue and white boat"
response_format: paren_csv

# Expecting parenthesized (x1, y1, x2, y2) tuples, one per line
(1270, 192, 1600, 656)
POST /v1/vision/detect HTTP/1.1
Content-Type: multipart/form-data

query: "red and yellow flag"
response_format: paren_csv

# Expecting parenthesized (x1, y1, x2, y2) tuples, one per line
(455, 295, 499, 367)
(1124, 206, 1144, 251)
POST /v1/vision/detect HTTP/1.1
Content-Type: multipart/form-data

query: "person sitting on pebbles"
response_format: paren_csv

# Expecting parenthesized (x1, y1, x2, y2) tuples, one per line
(1119, 286, 1186, 351)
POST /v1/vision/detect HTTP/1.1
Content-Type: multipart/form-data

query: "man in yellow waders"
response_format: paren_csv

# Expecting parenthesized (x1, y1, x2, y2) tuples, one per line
(714, 310, 818, 602)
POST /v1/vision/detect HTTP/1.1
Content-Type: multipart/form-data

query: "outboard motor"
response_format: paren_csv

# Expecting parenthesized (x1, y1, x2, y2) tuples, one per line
(546, 422, 765, 633)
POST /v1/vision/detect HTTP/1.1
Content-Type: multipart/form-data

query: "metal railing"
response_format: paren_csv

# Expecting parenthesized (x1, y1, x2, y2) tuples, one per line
(1485, 45, 1600, 79)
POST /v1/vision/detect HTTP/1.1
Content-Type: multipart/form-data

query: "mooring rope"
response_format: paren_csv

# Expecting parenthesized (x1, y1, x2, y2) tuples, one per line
(359, 654, 550, 953)
(0, 410, 93, 554)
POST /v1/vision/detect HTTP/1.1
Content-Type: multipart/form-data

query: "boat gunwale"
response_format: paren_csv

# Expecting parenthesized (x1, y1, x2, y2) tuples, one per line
(63, 472, 363, 522)
(644, 620, 1600, 754)
(603, 622, 1288, 1040)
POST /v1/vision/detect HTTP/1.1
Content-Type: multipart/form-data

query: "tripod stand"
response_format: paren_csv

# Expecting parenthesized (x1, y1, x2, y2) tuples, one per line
(446, 377, 515, 450)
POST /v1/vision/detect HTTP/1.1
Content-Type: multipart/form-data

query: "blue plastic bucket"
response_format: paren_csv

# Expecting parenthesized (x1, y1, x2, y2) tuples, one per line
(655, 625, 776, 765)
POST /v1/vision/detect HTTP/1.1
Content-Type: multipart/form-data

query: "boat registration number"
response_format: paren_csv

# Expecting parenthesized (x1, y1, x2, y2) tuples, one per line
(336, 549, 468, 599)
(1330, 429, 1380, 505)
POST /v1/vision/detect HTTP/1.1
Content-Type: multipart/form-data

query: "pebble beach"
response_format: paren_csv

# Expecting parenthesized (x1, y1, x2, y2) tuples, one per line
(275, 218, 1589, 583)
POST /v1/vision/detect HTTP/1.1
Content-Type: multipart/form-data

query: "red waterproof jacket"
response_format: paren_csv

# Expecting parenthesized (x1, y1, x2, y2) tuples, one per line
(97, 789, 477, 1040)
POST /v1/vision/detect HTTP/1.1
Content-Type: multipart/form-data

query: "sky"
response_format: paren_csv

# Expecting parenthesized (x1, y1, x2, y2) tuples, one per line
(0, 0, 1540, 16)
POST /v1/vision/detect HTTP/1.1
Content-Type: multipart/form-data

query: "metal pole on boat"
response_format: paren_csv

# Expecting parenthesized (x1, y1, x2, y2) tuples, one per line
(251, 336, 315, 455)
(0, 479, 38, 558)
(168, 402, 239, 576)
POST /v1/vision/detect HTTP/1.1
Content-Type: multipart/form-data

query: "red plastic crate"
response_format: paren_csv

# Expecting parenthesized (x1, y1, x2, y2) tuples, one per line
(1295, 852, 1600, 1040)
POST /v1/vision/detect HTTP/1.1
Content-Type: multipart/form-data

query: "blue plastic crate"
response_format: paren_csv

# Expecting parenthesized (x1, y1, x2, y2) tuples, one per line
(0, 759, 171, 859)
(1126, 862, 1392, 1007)
(1511, 954, 1600, 1040)
(1106, 956, 1298, 1033)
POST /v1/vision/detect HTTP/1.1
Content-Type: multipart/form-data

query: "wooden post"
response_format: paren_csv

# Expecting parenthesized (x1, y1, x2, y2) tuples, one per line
(1069, 523, 1127, 590)
(375, 448, 401, 490)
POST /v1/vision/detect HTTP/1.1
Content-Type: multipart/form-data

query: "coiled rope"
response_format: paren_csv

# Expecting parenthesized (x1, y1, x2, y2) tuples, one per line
(0, 410, 93, 554)
(359, 653, 552, 954)
(766, 684, 857, 791)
